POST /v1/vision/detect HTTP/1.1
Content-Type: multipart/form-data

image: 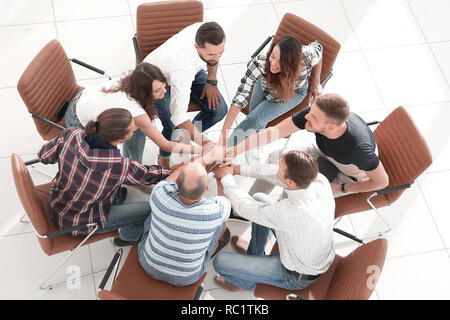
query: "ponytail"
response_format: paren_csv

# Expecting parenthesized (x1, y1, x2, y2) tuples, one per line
(85, 108, 133, 145)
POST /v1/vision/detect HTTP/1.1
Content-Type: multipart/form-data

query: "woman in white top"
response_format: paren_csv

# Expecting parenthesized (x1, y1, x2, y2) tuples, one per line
(64, 62, 203, 163)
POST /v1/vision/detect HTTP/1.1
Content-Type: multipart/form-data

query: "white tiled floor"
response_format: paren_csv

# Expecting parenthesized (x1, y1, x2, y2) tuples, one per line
(1, 0, 449, 300)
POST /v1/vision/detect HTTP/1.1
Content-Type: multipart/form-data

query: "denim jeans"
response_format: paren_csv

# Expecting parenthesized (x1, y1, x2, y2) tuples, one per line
(64, 91, 84, 129)
(97, 201, 151, 242)
(227, 79, 308, 146)
(154, 70, 228, 158)
(137, 213, 224, 286)
(213, 193, 317, 291)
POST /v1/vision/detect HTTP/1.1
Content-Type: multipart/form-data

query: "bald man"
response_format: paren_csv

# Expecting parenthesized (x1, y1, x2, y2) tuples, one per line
(137, 162, 231, 287)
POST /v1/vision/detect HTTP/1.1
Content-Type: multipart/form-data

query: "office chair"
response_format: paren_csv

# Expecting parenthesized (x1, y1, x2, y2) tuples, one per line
(17, 39, 110, 143)
(254, 238, 388, 300)
(98, 244, 206, 300)
(132, 0, 204, 113)
(240, 13, 341, 127)
(11, 153, 118, 290)
(333, 107, 433, 246)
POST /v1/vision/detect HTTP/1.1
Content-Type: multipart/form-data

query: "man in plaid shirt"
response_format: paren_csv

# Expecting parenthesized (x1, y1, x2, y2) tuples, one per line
(38, 108, 171, 244)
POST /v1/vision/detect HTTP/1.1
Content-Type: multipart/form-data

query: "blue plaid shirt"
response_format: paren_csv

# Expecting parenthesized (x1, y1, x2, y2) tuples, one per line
(38, 128, 171, 237)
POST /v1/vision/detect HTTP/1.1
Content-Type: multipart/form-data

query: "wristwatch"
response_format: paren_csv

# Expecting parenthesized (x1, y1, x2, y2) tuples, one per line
(206, 79, 218, 86)
(341, 183, 347, 193)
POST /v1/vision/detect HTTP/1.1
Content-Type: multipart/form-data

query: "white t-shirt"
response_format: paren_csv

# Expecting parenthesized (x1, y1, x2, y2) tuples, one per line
(143, 22, 206, 127)
(76, 78, 147, 127)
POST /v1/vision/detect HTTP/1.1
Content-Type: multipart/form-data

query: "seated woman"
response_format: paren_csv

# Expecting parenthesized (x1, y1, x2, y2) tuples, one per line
(65, 62, 203, 165)
(38, 108, 171, 246)
(219, 35, 323, 147)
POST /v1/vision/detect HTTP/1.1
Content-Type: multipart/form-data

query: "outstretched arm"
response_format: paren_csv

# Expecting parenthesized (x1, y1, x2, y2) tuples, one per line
(134, 114, 203, 154)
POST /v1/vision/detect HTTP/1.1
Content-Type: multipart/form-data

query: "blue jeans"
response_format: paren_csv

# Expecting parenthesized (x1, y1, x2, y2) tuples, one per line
(227, 79, 308, 146)
(154, 70, 228, 158)
(97, 201, 151, 242)
(137, 213, 224, 286)
(64, 91, 84, 129)
(213, 194, 316, 291)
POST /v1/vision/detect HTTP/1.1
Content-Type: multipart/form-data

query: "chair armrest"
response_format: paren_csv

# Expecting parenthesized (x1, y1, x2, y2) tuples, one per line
(375, 183, 411, 195)
(98, 248, 123, 290)
(251, 35, 274, 58)
(31, 113, 65, 131)
(70, 58, 111, 80)
(132, 34, 142, 64)
(366, 120, 380, 126)
(45, 222, 98, 238)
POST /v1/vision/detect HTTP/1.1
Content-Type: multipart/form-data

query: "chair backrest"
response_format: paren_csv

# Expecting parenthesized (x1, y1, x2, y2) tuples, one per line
(242, 13, 341, 126)
(325, 238, 387, 299)
(11, 153, 56, 254)
(254, 238, 387, 300)
(335, 107, 432, 218)
(136, 0, 203, 61)
(17, 40, 82, 141)
(98, 245, 206, 300)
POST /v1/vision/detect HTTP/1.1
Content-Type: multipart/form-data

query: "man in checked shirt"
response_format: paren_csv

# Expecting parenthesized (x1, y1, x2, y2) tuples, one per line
(212, 150, 335, 292)
(38, 108, 171, 246)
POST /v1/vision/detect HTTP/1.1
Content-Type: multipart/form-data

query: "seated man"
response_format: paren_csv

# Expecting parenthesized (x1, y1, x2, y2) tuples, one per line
(138, 157, 231, 287)
(37, 108, 171, 245)
(212, 150, 335, 292)
(228, 93, 389, 197)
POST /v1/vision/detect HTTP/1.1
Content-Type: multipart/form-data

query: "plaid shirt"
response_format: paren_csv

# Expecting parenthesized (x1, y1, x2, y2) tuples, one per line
(232, 41, 323, 108)
(38, 128, 171, 237)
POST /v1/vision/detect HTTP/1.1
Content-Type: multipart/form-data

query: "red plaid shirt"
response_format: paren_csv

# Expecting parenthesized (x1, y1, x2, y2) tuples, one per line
(38, 128, 171, 237)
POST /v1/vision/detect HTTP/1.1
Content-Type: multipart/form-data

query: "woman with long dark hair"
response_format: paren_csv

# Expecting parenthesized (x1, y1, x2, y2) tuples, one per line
(39, 108, 171, 245)
(219, 35, 323, 147)
(64, 62, 203, 164)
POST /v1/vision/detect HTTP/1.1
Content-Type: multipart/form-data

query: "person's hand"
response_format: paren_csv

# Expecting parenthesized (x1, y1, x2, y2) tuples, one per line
(214, 164, 234, 180)
(330, 182, 341, 195)
(200, 83, 222, 110)
(309, 81, 323, 99)
(202, 140, 216, 154)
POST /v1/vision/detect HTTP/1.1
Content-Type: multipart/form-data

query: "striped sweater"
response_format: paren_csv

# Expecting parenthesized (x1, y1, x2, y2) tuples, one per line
(140, 180, 229, 278)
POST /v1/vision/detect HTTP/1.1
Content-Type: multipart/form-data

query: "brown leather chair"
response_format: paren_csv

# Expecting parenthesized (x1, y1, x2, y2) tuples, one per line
(17, 39, 83, 141)
(133, 0, 203, 113)
(333, 107, 433, 244)
(254, 238, 388, 300)
(98, 245, 206, 300)
(11, 153, 117, 290)
(240, 13, 341, 127)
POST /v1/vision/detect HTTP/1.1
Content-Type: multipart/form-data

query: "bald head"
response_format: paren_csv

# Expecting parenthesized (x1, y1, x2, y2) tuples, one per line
(177, 163, 208, 201)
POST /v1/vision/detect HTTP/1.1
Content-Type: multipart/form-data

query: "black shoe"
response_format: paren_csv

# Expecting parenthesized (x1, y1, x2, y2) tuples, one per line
(228, 209, 248, 222)
(212, 228, 231, 258)
(113, 237, 139, 247)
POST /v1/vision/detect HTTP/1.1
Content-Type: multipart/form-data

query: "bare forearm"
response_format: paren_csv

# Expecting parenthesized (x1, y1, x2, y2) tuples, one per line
(219, 105, 240, 145)
(344, 178, 388, 194)
(177, 120, 211, 146)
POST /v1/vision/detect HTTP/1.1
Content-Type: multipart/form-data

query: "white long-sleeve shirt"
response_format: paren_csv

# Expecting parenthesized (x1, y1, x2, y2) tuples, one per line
(143, 22, 206, 127)
(221, 164, 335, 275)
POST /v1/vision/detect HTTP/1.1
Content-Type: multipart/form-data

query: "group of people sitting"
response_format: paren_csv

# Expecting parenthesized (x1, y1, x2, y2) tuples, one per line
(37, 21, 389, 293)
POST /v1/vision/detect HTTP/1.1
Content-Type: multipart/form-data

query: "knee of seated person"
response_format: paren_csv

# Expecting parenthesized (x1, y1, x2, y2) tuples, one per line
(212, 251, 229, 270)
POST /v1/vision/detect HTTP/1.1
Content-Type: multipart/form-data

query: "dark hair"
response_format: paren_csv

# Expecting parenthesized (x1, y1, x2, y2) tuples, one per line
(283, 150, 318, 189)
(177, 169, 207, 200)
(315, 93, 350, 125)
(265, 35, 304, 102)
(195, 22, 225, 48)
(84, 108, 133, 145)
(102, 62, 166, 119)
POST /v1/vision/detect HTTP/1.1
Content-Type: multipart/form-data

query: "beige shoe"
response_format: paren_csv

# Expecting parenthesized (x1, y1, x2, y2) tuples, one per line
(231, 236, 248, 255)
(214, 275, 242, 292)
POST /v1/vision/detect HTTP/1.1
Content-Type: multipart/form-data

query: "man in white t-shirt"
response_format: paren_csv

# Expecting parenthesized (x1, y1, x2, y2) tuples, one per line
(143, 22, 228, 167)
